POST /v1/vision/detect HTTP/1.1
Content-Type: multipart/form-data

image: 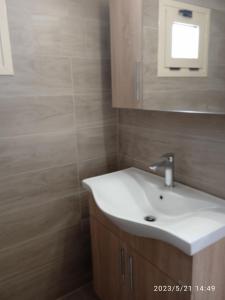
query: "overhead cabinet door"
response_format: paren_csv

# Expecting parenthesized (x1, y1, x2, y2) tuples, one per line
(109, 0, 143, 108)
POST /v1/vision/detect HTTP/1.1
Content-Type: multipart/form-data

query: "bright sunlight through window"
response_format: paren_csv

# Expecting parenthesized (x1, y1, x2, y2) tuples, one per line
(171, 22, 200, 59)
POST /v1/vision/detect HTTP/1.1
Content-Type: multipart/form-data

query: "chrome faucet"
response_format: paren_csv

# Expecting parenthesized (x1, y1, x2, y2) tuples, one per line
(149, 153, 175, 188)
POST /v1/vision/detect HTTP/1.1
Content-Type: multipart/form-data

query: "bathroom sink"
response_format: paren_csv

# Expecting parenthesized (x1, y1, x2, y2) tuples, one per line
(83, 167, 225, 256)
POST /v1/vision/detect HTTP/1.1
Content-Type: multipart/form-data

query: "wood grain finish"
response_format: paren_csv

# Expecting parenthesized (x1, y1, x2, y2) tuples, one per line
(0, 254, 91, 300)
(77, 125, 117, 161)
(89, 197, 192, 285)
(147, 0, 225, 114)
(90, 217, 121, 300)
(110, 0, 225, 113)
(0, 132, 77, 178)
(0, 96, 74, 137)
(0, 0, 117, 298)
(119, 110, 225, 200)
(0, 194, 81, 249)
(72, 58, 111, 93)
(110, 0, 143, 109)
(192, 239, 225, 300)
(75, 93, 116, 128)
(131, 249, 190, 300)
(89, 196, 225, 300)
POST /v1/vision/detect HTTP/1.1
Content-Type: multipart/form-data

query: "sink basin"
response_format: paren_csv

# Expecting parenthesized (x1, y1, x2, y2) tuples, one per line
(83, 167, 225, 256)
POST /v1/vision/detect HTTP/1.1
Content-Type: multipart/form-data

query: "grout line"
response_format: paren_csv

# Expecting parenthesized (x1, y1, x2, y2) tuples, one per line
(118, 123, 225, 144)
(57, 282, 94, 300)
(76, 120, 116, 130)
(116, 108, 120, 169)
(0, 119, 116, 140)
(0, 151, 118, 182)
(0, 223, 81, 255)
(0, 162, 77, 181)
(69, 56, 83, 217)
(0, 129, 76, 140)
(78, 151, 117, 164)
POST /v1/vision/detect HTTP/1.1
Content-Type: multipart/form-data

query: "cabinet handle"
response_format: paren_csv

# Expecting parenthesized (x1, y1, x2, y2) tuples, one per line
(135, 62, 142, 102)
(128, 255, 134, 290)
(120, 248, 125, 280)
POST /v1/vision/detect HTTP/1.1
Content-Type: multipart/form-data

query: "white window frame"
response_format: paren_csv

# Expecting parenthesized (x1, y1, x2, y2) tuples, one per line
(0, 0, 14, 75)
(158, 0, 210, 77)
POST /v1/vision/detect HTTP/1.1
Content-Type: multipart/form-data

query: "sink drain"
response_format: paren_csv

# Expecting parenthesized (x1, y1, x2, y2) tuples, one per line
(144, 215, 156, 222)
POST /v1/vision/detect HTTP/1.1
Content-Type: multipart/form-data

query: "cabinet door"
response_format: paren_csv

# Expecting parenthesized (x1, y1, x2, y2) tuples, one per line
(109, 0, 143, 109)
(90, 217, 122, 300)
(129, 250, 191, 300)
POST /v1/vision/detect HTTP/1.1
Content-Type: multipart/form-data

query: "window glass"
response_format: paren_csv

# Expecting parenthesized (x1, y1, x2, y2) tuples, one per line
(171, 22, 200, 59)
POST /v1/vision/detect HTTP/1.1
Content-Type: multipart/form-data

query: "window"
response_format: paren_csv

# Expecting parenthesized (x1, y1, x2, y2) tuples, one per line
(158, 0, 210, 77)
(0, 0, 14, 75)
(171, 22, 200, 59)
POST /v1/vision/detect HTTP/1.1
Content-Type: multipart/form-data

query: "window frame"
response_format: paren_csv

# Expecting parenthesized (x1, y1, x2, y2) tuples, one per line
(157, 0, 210, 77)
(0, 0, 14, 75)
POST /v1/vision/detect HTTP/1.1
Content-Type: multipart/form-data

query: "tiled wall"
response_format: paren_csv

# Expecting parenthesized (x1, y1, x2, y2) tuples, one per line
(142, 0, 225, 112)
(1, 0, 224, 298)
(118, 0, 225, 200)
(0, 0, 117, 299)
(118, 110, 225, 200)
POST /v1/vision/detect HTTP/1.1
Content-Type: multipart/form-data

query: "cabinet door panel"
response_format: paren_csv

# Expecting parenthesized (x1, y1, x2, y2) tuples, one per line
(131, 250, 191, 300)
(90, 217, 121, 300)
(110, 0, 143, 109)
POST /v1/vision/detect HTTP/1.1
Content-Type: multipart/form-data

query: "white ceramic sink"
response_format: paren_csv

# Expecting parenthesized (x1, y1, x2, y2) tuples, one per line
(83, 167, 225, 256)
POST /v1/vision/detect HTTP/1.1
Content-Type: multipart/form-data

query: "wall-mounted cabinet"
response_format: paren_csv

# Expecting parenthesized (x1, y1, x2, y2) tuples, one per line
(109, 0, 143, 109)
(109, 0, 225, 114)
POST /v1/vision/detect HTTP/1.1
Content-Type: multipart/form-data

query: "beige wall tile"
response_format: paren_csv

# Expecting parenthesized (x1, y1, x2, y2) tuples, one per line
(143, 0, 225, 113)
(0, 0, 115, 297)
(118, 112, 225, 199)
(32, 15, 85, 58)
(0, 194, 81, 249)
(119, 109, 225, 140)
(79, 153, 117, 181)
(0, 226, 83, 281)
(72, 58, 111, 93)
(84, 19, 110, 59)
(77, 125, 117, 161)
(67, 0, 110, 21)
(143, 0, 158, 29)
(0, 96, 74, 137)
(80, 191, 91, 219)
(0, 259, 91, 300)
(0, 164, 79, 212)
(0, 132, 77, 178)
(0, 56, 73, 97)
(60, 284, 98, 300)
(75, 92, 116, 127)
(0, 228, 91, 300)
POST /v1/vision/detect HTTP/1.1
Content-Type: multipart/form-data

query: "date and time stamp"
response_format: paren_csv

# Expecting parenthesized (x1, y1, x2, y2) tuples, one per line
(153, 285, 216, 293)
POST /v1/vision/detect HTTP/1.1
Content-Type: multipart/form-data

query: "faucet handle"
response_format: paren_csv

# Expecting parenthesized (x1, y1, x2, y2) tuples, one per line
(161, 153, 174, 162)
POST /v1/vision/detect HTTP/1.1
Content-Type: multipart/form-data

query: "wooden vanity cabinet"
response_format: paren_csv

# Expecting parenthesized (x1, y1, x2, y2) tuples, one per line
(89, 199, 190, 300)
(90, 218, 121, 300)
(89, 197, 225, 300)
(130, 249, 190, 300)
(91, 217, 189, 300)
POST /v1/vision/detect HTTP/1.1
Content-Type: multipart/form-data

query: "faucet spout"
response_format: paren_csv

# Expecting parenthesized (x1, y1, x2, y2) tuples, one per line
(149, 160, 169, 171)
(149, 153, 175, 188)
